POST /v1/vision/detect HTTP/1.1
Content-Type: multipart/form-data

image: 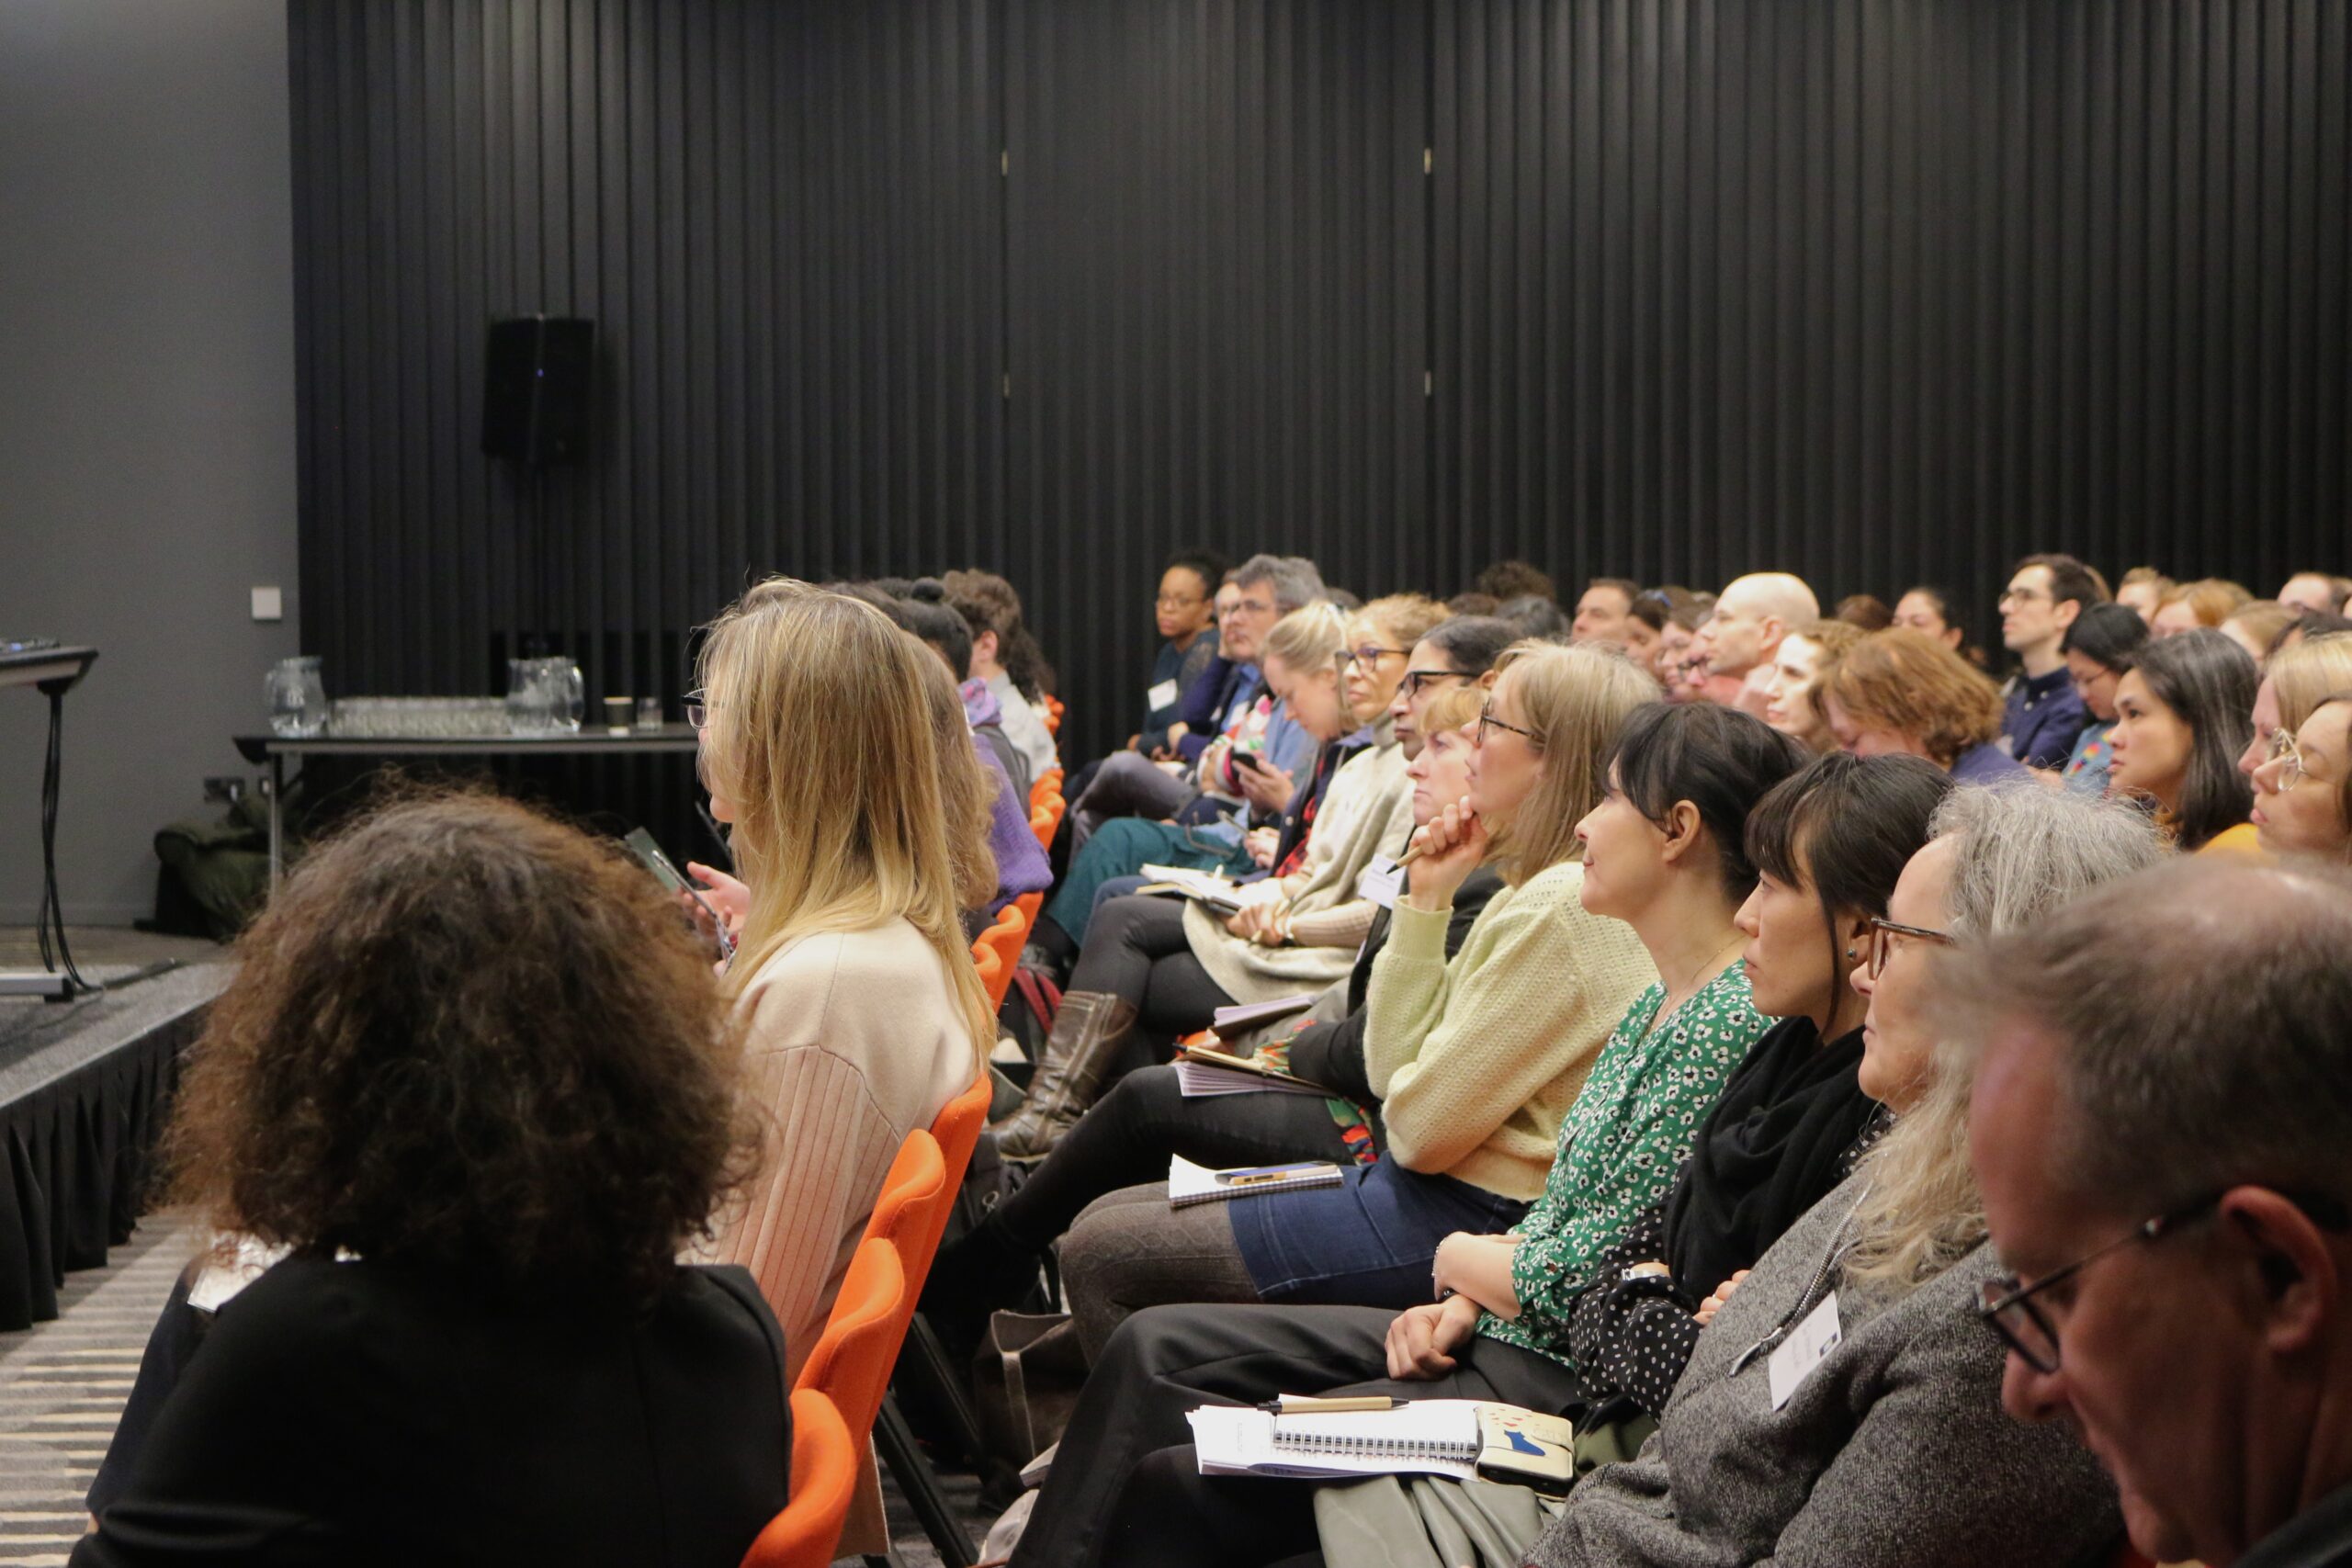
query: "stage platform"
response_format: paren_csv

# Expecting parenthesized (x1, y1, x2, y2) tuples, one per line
(0, 931, 228, 1332)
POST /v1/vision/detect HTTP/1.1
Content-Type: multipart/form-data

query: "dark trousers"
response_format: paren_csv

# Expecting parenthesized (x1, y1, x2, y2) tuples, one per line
(997, 1064, 1352, 1248)
(1006, 1303, 1588, 1568)
(1069, 896, 1235, 1078)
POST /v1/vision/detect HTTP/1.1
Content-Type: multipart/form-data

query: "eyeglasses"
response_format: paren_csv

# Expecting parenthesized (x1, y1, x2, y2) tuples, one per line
(684, 692, 714, 731)
(1225, 597, 1274, 618)
(1339, 644, 1411, 671)
(1980, 1190, 2349, 1374)
(1864, 915, 1957, 980)
(1476, 702, 1538, 748)
(1156, 593, 1206, 611)
(1998, 587, 2052, 607)
(2263, 727, 2310, 791)
(1401, 669, 1469, 698)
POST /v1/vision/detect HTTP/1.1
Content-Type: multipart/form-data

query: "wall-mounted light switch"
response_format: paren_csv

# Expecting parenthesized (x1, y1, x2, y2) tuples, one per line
(251, 585, 284, 622)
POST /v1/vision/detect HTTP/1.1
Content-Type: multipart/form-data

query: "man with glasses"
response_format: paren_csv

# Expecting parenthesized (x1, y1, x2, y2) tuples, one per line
(1962, 858, 2352, 1568)
(1996, 553, 2105, 771)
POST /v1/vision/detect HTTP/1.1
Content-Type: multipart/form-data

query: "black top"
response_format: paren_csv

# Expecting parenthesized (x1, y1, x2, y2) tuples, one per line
(74, 1257, 791, 1568)
(2244, 1483, 2352, 1568)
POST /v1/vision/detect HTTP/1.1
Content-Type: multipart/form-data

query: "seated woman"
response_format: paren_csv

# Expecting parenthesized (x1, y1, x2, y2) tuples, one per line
(76, 794, 786, 1567)
(1049, 641, 1661, 1359)
(2057, 602, 2150, 795)
(945, 567, 1061, 779)
(2237, 626, 2352, 782)
(996, 600, 1435, 1159)
(2251, 687, 2352, 861)
(1758, 618, 1861, 752)
(922, 684, 1496, 1348)
(2107, 627, 2260, 853)
(2150, 575, 2252, 638)
(1136, 549, 1228, 755)
(1818, 627, 2031, 785)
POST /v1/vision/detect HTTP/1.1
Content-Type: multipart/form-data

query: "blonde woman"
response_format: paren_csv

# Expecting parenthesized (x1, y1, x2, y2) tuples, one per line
(2239, 628, 2352, 780)
(688, 580, 995, 1377)
(1048, 641, 1660, 1363)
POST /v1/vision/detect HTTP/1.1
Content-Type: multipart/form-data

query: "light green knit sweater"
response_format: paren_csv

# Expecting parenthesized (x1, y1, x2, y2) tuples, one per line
(1363, 858, 1658, 1202)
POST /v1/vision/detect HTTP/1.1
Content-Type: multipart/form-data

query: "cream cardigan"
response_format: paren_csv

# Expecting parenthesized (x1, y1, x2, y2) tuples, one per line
(1363, 858, 1657, 1201)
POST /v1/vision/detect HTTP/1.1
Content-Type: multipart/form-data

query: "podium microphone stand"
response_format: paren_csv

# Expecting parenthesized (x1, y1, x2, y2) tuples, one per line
(3, 645, 99, 999)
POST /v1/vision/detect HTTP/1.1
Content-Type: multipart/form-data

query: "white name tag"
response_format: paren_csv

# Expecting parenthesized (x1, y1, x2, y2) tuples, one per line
(1356, 855, 1405, 909)
(1147, 679, 1181, 710)
(1768, 1292, 1843, 1411)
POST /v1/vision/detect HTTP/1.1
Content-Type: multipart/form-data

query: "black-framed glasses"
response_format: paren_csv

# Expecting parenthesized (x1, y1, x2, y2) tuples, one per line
(1980, 1190, 2351, 1374)
(1339, 644, 1412, 671)
(1864, 915, 1957, 980)
(1401, 668, 1469, 698)
(684, 691, 714, 732)
(1224, 596, 1275, 618)
(1476, 702, 1538, 748)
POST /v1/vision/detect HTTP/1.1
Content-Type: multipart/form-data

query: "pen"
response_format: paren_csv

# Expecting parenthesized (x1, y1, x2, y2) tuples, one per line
(1258, 1394, 1409, 1415)
(1214, 1162, 1325, 1187)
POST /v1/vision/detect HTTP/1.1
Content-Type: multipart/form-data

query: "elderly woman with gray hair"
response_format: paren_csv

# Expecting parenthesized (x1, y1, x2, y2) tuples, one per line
(1311, 785, 2170, 1568)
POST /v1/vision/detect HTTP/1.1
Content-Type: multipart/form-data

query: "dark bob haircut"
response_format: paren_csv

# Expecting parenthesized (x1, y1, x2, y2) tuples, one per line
(2061, 601, 2151, 671)
(2128, 628, 2258, 852)
(1746, 752, 1956, 1019)
(164, 790, 760, 1304)
(1611, 702, 1812, 905)
(1420, 615, 1521, 678)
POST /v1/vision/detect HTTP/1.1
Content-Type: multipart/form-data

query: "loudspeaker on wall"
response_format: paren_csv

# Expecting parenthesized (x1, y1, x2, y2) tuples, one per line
(481, 316, 594, 465)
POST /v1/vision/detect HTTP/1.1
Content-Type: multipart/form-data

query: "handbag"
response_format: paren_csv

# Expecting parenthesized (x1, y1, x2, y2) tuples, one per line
(970, 1310, 1089, 1507)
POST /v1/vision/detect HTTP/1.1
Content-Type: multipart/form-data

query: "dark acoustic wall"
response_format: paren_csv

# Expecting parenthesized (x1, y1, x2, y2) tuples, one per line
(292, 0, 2349, 771)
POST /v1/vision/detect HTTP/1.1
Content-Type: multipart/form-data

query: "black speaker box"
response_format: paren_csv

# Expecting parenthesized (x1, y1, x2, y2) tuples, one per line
(481, 316, 594, 465)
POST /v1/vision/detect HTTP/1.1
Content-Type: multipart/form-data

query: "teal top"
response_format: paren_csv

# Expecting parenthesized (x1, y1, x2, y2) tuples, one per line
(1477, 962, 1770, 1367)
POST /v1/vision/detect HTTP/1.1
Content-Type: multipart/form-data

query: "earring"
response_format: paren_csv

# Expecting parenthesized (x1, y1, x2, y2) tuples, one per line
(1844, 946, 1859, 960)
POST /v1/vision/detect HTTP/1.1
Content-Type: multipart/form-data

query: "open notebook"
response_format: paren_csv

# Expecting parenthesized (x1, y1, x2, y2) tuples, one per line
(1189, 1400, 1579, 1493)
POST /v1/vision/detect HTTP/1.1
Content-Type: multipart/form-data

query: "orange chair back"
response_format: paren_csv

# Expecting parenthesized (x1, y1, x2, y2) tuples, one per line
(737, 1387, 856, 1568)
(1041, 697, 1064, 736)
(793, 1236, 908, 1438)
(1013, 890, 1044, 929)
(928, 1073, 994, 1229)
(865, 1129, 950, 1264)
(1029, 768, 1064, 814)
(973, 942, 1008, 1010)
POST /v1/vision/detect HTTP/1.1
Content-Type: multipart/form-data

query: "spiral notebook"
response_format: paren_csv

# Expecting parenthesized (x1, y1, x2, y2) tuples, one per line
(1187, 1401, 1482, 1481)
(1167, 1154, 1345, 1207)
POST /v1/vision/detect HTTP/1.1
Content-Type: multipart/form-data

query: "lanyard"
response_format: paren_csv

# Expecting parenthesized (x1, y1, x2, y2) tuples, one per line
(1729, 1182, 1873, 1378)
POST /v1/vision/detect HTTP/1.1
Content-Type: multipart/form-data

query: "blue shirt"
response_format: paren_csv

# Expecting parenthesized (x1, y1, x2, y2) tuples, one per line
(2001, 667, 2089, 771)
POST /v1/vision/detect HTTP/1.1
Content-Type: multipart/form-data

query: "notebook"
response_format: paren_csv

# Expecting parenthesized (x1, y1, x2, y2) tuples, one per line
(1209, 995, 1318, 1032)
(1136, 864, 1250, 914)
(1175, 1043, 1332, 1099)
(1168, 1154, 1345, 1207)
(1188, 1402, 1481, 1482)
(1189, 1401, 1579, 1493)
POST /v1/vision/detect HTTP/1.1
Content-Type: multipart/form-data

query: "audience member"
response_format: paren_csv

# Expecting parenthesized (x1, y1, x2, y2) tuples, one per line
(1706, 572, 1821, 716)
(993, 604, 1378, 1160)
(2251, 691, 2352, 863)
(1447, 589, 1501, 616)
(1656, 591, 1717, 700)
(2275, 608, 2352, 655)
(1760, 618, 1863, 753)
(2108, 626, 2260, 853)
(2241, 632, 2352, 855)
(1622, 587, 1674, 673)
(918, 683, 1498, 1349)
(947, 569, 1062, 779)
(1820, 627, 2030, 786)
(75, 794, 786, 1567)
(1996, 553, 2103, 770)
(1498, 592, 1573, 640)
(1051, 642, 1659, 1359)
(1136, 549, 1227, 754)
(1475, 559, 1557, 604)
(2114, 564, 2174, 624)
(2223, 598, 2299, 668)
(1963, 859, 2352, 1568)
(1572, 577, 1643, 646)
(1389, 614, 1516, 753)
(691, 581, 992, 1390)
(2058, 602, 2151, 795)
(1892, 583, 1968, 650)
(2152, 575, 2253, 638)
(1836, 592, 1894, 630)
(2278, 570, 2352, 616)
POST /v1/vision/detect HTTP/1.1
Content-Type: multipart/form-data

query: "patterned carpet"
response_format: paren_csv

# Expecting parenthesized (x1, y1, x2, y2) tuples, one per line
(0, 1217, 994, 1567)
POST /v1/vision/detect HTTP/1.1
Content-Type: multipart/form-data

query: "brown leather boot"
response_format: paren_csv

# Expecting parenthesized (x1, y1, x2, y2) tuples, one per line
(990, 990, 1139, 1163)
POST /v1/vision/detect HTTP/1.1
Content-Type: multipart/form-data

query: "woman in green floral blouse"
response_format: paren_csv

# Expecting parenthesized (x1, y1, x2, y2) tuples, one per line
(1407, 701, 1811, 1371)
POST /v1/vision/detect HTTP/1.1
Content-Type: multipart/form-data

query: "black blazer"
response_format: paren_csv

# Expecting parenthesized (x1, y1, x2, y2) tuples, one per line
(75, 1257, 791, 1568)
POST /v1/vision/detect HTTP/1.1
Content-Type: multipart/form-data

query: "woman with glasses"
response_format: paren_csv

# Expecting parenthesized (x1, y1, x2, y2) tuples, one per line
(2057, 602, 2151, 794)
(996, 599, 1443, 1160)
(2250, 692, 2352, 861)
(2107, 627, 2260, 853)
(1388, 614, 1519, 751)
(1035, 642, 1660, 1367)
(2236, 629, 2352, 784)
(1134, 549, 1227, 754)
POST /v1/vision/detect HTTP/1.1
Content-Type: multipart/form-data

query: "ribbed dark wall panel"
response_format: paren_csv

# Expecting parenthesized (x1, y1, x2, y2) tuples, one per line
(1002, 0, 1428, 754)
(294, 0, 2350, 773)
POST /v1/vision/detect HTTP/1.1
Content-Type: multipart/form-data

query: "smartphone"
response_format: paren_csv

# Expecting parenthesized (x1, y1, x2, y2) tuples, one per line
(624, 828, 735, 960)
(1231, 750, 1270, 773)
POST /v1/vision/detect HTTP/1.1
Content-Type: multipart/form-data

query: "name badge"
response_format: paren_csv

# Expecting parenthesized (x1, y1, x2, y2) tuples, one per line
(1147, 679, 1181, 710)
(1357, 855, 1405, 909)
(1767, 1292, 1843, 1411)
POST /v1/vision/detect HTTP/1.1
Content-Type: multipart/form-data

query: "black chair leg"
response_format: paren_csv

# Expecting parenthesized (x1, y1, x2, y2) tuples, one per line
(899, 1313, 987, 1464)
(876, 1393, 977, 1568)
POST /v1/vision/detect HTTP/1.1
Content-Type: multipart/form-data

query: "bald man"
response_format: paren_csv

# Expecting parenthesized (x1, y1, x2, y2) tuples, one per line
(1705, 572, 1821, 718)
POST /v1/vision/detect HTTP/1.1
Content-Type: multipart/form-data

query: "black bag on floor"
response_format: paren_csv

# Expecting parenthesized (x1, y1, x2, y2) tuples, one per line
(971, 1310, 1088, 1508)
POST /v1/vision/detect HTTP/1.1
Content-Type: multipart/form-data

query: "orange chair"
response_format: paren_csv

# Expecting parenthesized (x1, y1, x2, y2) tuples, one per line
(1028, 789, 1066, 853)
(736, 1387, 857, 1568)
(922, 1072, 995, 1269)
(793, 1236, 908, 1441)
(1013, 890, 1044, 929)
(973, 907, 1025, 1010)
(1029, 768, 1064, 814)
(1041, 696, 1064, 737)
(972, 942, 1007, 1012)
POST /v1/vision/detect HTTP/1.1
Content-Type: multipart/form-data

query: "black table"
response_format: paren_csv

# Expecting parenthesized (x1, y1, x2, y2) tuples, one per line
(232, 724, 701, 887)
(4, 645, 99, 999)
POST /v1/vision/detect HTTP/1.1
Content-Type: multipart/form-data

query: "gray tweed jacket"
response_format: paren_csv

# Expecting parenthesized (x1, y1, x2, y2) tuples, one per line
(1525, 1171, 2121, 1568)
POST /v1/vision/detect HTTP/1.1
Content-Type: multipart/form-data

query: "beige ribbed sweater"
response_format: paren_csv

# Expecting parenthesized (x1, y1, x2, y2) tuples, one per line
(1363, 858, 1657, 1201)
(701, 918, 976, 1380)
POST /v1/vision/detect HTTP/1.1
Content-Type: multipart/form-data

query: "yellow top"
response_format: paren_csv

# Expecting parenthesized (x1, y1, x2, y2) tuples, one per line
(2197, 821, 2267, 859)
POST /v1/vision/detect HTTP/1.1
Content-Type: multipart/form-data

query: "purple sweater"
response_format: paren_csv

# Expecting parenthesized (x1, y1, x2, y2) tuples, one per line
(976, 736, 1053, 913)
